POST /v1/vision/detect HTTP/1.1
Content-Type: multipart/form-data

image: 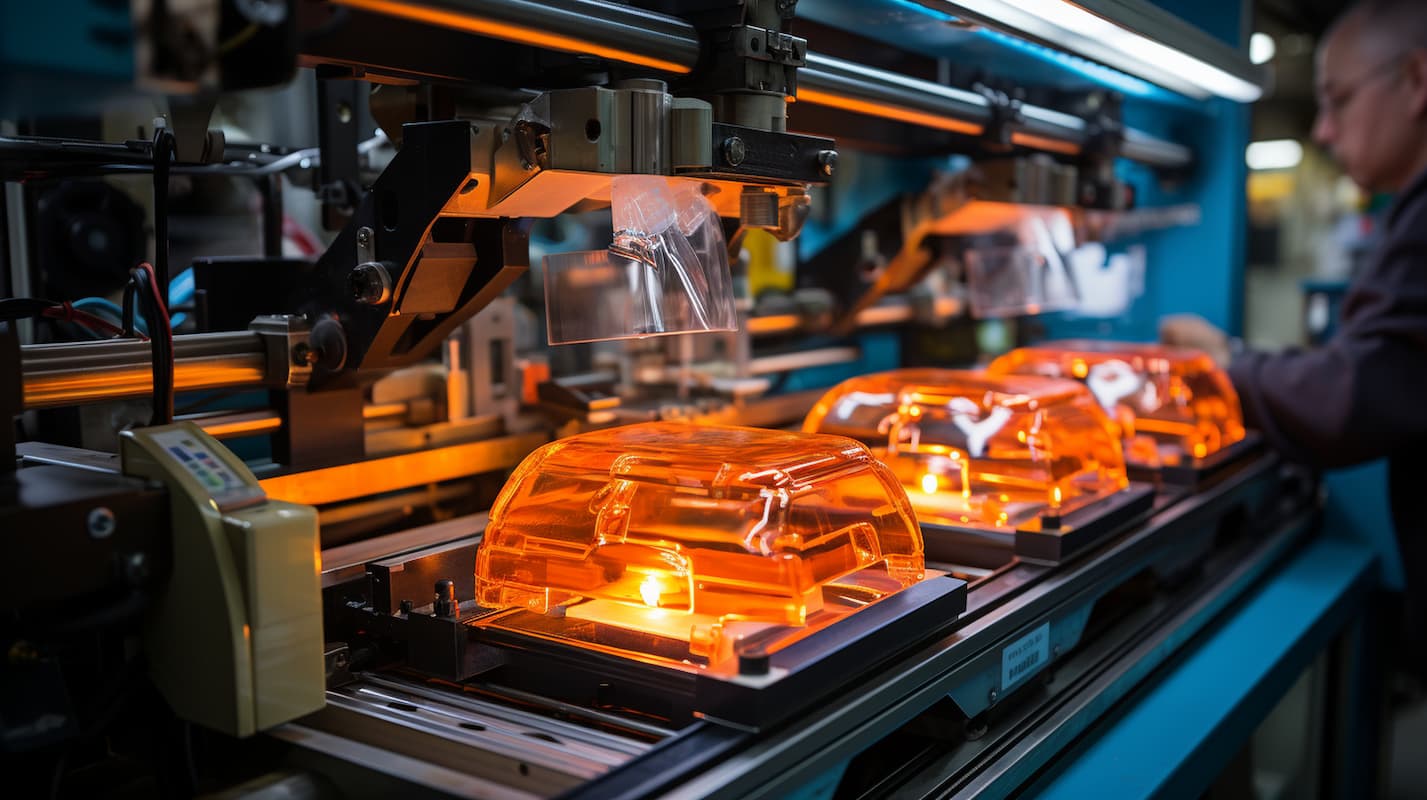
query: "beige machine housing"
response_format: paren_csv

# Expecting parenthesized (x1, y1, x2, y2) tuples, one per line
(121, 423, 324, 737)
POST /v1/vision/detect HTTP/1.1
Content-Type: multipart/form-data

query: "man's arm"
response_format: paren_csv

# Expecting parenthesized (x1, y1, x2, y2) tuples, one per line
(1228, 225, 1427, 469)
(1229, 335, 1427, 468)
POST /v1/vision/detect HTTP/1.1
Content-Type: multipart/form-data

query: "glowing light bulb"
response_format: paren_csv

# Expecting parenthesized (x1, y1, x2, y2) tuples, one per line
(640, 574, 662, 607)
(921, 473, 939, 494)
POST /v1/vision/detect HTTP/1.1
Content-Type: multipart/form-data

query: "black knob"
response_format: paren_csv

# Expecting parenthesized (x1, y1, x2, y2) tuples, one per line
(433, 579, 457, 618)
(738, 645, 770, 676)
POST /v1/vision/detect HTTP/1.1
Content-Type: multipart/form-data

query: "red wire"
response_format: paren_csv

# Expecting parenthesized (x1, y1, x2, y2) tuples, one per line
(135, 261, 174, 425)
(40, 301, 144, 340)
(136, 261, 173, 347)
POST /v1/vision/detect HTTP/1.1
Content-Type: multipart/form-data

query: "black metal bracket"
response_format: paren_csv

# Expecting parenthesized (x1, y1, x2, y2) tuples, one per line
(635, 0, 806, 122)
(698, 122, 834, 183)
(1071, 90, 1133, 209)
(1, 321, 19, 471)
(295, 121, 532, 384)
(973, 82, 1025, 154)
(316, 75, 365, 232)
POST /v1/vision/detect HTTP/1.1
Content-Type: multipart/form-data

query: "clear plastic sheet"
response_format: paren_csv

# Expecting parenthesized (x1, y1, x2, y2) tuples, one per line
(544, 176, 736, 344)
(963, 208, 1079, 318)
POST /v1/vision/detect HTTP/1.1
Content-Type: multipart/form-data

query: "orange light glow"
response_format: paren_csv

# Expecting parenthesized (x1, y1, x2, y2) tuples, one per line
(1010, 131, 1081, 156)
(329, 0, 693, 74)
(804, 369, 1127, 531)
(474, 423, 925, 664)
(986, 340, 1246, 468)
(796, 89, 984, 136)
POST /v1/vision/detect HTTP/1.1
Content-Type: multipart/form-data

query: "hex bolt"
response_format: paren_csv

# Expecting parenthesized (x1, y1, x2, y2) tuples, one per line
(817, 149, 838, 176)
(349, 261, 392, 305)
(86, 507, 115, 539)
(722, 136, 747, 167)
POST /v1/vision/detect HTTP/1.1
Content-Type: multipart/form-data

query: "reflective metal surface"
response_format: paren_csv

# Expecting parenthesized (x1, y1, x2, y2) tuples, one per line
(258, 431, 550, 506)
(327, 0, 701, 73)
(20, 331, 267, 409)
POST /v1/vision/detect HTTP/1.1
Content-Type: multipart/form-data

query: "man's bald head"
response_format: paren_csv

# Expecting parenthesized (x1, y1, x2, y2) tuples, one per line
(1312, 0, 1427, 193)
(1327, 0, 1427, 59)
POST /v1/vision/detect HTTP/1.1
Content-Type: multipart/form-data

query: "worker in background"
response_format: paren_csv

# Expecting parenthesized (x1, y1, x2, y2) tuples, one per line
(1162, 0, 1427, 681)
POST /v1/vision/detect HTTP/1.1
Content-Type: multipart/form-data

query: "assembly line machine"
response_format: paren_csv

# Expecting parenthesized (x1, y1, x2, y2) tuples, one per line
(1, 1, 1387, 798)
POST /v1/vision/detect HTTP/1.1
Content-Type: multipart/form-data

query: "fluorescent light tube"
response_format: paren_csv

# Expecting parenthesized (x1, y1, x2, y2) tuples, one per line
(1246, 140, 1303, 171)
(937, 0, 1264, 102)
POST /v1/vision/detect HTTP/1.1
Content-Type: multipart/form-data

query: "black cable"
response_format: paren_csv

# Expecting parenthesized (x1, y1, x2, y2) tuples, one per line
(121, 280, 138, 338)
(151, 127, 175, 296)
(0, 297, 56, 321)
(132, 265, 174, 425)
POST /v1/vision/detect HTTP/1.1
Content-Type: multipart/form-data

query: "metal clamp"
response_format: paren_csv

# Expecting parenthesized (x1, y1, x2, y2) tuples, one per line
(249, 314, 315, 389)
(973, 83, 1025, 153)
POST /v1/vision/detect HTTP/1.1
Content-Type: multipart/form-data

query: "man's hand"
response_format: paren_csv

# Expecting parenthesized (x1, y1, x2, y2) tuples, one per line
(1159, 314, 1231, 366)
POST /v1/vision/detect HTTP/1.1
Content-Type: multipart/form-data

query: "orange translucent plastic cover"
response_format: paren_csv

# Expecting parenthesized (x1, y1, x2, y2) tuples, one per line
(985, 340, 1245, 467)
(475, 422, 924, 662)
(803, 369, 1127, 530)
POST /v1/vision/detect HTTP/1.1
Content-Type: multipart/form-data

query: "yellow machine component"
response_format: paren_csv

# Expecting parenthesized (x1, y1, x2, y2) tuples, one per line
(744, 228, 796, 295)
(120, 423, 324, 737)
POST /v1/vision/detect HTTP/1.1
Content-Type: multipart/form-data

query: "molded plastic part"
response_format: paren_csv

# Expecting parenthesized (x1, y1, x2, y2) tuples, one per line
(475, 422, 924, 661)
(803, 369, 1127, 530)
(986, 340, 1245, 467)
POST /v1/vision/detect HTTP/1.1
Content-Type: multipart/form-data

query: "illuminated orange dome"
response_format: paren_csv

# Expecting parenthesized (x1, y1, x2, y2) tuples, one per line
(475, 422, 924, 662)
(986, 340, 1245, 467)
(804, 369, 1126, 530)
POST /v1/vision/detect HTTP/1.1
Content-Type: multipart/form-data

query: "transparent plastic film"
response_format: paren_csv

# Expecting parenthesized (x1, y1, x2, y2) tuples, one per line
(544, 176, 736, 345)
(962, 208, 1079, 319)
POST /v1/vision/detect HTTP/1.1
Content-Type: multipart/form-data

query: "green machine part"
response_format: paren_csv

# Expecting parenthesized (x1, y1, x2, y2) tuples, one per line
(120, 422, 324, 737)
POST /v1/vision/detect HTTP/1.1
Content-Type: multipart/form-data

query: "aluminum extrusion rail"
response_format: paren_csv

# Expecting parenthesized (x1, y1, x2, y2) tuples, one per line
(327, 0, 702, 73)
(320, 0, 1191, 169)
(19, 331, 267, 409)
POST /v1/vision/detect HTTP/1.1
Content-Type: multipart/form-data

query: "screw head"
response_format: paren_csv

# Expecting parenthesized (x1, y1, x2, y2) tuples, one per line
(348, 262, 392, 305)
(86, 507, 116, 539)
(988, 687, 1000, 704)
(817, 149, 838, 176)
(290, 342, 320, 366)
(356, 226, 372, 248)
(723, 136, 747, 167)
(124, 552, 150, 584)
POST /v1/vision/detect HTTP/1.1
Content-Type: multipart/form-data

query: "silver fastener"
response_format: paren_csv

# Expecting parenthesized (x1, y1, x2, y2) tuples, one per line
(86, 507, 116, 539)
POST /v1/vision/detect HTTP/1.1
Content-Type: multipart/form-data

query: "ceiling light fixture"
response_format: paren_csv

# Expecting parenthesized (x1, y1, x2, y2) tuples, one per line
(931, 0, 1265, 102)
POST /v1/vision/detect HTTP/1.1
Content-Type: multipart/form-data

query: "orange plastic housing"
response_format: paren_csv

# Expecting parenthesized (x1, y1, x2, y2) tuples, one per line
(985, 340, 1246, 468)
(475, 422, 924, 663)
(803, 369, 1127, 530)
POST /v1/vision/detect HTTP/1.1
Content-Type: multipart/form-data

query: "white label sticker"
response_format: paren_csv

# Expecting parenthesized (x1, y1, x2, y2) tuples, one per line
(1001, 622, 1051, 689)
